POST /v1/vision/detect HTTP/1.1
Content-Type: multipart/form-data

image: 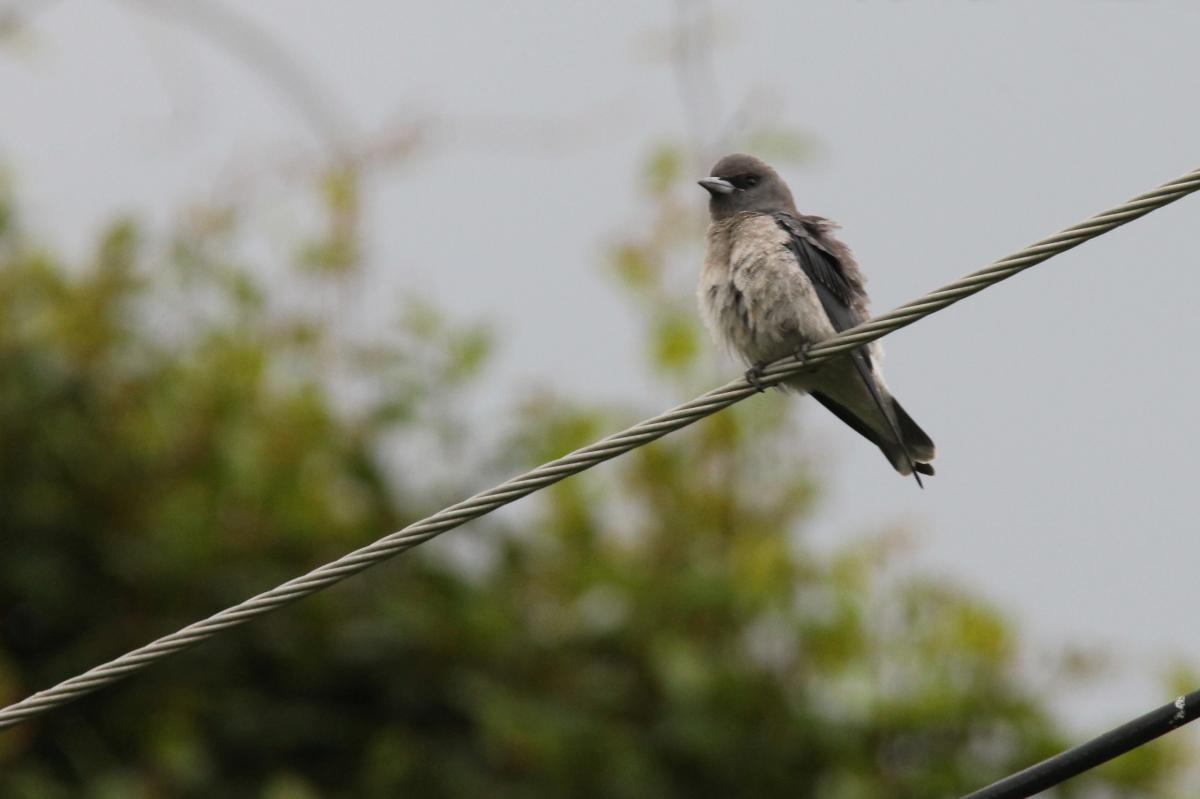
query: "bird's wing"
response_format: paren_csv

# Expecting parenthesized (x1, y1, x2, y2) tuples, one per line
(773, 213, 923, 485)
(772, 213, 867, 338)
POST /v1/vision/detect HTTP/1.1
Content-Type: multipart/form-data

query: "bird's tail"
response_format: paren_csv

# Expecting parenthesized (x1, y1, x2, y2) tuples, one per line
(809, 360, 936, 484)
(879, 398, 935, 477)
(844, 351, 934, 487)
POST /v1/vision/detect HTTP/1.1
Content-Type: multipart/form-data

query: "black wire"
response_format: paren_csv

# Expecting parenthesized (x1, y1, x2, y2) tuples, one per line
(961, 688, 1200, 798)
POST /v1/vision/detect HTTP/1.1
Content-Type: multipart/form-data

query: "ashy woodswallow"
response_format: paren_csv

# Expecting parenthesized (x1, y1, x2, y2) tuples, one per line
(697, 153, 935, 483)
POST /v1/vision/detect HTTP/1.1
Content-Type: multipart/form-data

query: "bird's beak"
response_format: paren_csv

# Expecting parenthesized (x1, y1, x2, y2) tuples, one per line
(697, 177, 735, 196)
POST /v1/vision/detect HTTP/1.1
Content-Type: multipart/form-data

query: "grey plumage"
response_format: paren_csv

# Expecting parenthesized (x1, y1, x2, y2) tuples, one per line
(697, 154, 935, 482)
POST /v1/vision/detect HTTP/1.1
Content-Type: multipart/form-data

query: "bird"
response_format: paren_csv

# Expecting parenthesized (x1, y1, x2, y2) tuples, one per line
(696, 153, 935, 483)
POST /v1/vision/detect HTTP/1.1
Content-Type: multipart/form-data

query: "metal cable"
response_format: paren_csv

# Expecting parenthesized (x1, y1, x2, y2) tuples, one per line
(2, 165, 1198, 731)
(961, 689, 1200, 798)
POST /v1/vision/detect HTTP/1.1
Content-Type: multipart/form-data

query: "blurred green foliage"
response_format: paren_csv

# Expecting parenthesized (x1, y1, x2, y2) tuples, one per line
(0, 151, 1188, 799)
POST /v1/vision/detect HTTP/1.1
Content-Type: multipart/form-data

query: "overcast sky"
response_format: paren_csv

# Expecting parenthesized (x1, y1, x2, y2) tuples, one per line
(4, 0, 1200, 737)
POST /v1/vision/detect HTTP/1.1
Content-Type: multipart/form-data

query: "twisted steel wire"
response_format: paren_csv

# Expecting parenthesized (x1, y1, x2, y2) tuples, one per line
(1, 165, 1198, 731)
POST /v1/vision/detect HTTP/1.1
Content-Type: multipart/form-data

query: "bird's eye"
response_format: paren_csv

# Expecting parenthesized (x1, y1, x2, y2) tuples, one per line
(743, 175, 760, 188)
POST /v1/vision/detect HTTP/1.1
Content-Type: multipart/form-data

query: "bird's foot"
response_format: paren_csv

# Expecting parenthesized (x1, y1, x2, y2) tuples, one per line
(793, 343, 811, 362)
(744, 362, 768, 393)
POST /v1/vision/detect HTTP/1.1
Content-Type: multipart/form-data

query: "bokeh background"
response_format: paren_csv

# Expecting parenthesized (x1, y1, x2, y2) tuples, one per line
(2, 1, 1199, 796)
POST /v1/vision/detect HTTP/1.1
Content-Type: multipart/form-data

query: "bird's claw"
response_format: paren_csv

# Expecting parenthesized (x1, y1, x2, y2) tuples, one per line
(793, 344, 811, 362)
(745, 362, 768, 393)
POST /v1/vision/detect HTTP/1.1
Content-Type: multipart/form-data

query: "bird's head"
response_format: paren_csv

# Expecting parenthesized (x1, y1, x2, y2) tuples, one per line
(698, 153, 796, 221)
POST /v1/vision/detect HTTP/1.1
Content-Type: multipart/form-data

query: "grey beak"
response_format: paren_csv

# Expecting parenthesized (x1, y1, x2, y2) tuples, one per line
(698, 177, 735, 196)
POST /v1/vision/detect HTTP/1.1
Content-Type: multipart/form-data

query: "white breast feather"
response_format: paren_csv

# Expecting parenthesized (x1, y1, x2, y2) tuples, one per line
(699, 214, 837, 367)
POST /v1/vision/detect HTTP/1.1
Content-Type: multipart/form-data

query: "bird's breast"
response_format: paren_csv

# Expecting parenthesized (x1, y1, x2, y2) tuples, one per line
(698, 215, 836, 366)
